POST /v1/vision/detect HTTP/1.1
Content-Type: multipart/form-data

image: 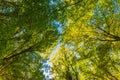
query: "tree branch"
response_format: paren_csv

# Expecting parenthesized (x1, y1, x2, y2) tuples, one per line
(97, 26, 120, 41)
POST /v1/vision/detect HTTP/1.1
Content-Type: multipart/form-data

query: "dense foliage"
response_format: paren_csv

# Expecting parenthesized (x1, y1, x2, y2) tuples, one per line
(50, 0, 120, 80)
(0, 0, 59, 79)
(0, 0, 120, 80)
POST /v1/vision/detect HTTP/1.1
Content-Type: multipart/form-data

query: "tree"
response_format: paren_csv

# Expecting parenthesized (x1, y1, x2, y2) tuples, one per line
(49, 0, 120, 80)
(50, 45, 80, 80)
(1, 0, 120, 79)
(0, 0, 63, 79)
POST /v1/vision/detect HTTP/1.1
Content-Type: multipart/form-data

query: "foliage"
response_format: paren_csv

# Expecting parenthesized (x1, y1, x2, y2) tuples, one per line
(0, 0, 61, 79)
(1, 0, 120, 80)
(49, 0, 120, 80)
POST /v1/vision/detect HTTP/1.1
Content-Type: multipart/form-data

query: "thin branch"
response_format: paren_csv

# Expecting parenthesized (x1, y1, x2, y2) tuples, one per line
(97, 38, 120, 41)
(97, 26, 120, 41)
(3, 42, 38, 61)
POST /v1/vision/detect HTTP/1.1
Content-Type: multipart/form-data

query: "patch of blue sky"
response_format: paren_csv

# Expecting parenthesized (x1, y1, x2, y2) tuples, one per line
(74, 52, 80, 58)
(53, 20, 62, 27)
(52, 20, 64, 34)
(69, 45, 74, 50)
(2, 7, 8, 13)
(64, 44, 75, 50)
(49, 0, 63, 6)
(98, 29, 103, 33)
(2, 7, 15, 13)
(114, 6, 120, 13)
(113, 0, 118, 13)
(57, 27, 62, 34)
(118, 6, 120, 11)
(49, 0, 56, 5)
(41, 60, 52, 79)
(109, 50, 114, 56)
(80, 43, 84, 47)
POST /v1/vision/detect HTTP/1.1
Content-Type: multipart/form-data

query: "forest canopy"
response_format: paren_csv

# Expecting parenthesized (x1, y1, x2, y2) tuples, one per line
(0, 0, 120, 80)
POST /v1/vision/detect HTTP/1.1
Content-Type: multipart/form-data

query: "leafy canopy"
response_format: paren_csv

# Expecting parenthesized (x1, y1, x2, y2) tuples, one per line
(1, 0, 120, 80)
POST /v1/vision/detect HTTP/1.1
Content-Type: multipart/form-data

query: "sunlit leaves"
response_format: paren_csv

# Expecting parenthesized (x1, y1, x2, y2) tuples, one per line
(49, 0, 120, 80)
(1, 0, 120, 79)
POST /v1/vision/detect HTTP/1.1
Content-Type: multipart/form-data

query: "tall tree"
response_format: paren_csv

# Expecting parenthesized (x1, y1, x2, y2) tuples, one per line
(49, 0, 120, 80)
(0, 0, 64, 79)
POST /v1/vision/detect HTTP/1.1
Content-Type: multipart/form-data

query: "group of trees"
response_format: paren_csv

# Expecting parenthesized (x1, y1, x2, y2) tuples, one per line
(0, 0, 120, 80)
(0, 0, 59, 79)
(50, 0, 120, 80)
